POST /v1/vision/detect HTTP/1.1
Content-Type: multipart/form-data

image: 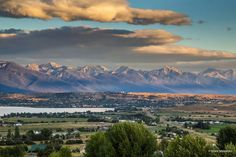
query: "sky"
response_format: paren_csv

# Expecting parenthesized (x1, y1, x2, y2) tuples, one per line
(0, 0, 235, 71)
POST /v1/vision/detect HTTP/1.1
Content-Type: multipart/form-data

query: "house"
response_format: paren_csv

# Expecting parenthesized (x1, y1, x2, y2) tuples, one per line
(52, 131, 68, 137)
(14, 123, 23, 127)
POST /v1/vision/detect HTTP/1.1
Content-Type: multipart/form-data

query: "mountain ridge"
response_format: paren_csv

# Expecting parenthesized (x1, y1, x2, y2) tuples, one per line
(0, 61, 235, 94)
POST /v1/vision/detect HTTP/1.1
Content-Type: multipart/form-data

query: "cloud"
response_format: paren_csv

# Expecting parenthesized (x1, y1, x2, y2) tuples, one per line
(196, 20, 206, 24)
(0, 26, 235, 64)
(175, 60, 236, 71)
(0, 33, 16, 38)
(0, 0, 191, 25)
(0, 29, 27, 38)
(134, 45, 236, 59)
(227, 27, 233, 31)
(0, 27, 180, 54)
(116, 30, 182, 45)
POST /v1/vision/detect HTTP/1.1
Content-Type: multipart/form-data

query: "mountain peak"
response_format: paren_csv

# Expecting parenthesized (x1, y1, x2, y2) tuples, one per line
(47, 62, 62, 68)
(115, 66, 131, 74)
(0, 61, 9, 69)
(201, 68, 234, 80)
(80, 65, 109, 71)
(26, 63, 40, 71)
(202, 67, 217, 73)
(162, 66, 182, 74)
(26, 62, 63, 72)
(78, 65, 109, 76)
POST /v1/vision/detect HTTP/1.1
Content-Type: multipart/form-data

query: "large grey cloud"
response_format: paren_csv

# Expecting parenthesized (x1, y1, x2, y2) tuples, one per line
(0, 26, 236, 64)
(0, 26, 181, 54)
(0, 0, 190, 25)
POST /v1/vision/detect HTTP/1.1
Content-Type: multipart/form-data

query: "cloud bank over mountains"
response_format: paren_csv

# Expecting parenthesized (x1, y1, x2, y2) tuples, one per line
(0, 0, 190, 25)
(0, 26, 235, 65)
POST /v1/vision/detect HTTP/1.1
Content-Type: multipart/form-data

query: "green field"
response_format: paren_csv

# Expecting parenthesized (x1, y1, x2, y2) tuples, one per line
(199, 124, 236, 134)
(0, 121, 112, 135)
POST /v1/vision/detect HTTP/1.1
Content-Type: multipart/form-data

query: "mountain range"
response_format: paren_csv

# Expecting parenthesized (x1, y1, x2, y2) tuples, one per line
(0, 61, 235, 94)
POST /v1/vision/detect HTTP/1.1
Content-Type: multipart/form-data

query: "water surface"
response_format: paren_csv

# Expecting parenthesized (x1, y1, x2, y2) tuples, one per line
(0, 106, 114, 116)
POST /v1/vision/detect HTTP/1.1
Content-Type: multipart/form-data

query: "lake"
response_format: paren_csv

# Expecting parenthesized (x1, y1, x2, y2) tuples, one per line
(0, 106, 114, 116)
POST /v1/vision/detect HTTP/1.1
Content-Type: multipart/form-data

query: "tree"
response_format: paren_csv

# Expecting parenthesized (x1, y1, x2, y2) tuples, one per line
(14, 126, 20, 139)
(0, 145, 26, 157)
(7, 129, 12, 139)
(85, 132, 115, 157)
(85, 122, 157, 157)
(164, 135, 216, 157)
(75, 132, 80, 138)
(41, 128, 52, 140)
(193, 121, 210, 130)
(58, 147, 72, 157)
(155, 116, 160, 123)
(49, 138, 63, 151)
(217, 126, 236, 149)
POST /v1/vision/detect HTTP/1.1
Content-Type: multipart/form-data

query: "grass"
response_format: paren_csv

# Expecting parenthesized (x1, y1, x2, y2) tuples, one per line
(199, 124, 236, 134)
(72, 152, 83, 157)
(148, 124, 166, 133)
(0, 122, 112, 135)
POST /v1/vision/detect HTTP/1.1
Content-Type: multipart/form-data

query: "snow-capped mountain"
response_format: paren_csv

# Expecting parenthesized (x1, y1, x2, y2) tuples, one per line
(26, 62, 67, 76)
(76, 65, 110, 78)
(0, 61, 235, 94)
(200, 68, 234, 80)
(0, 61, 88, 93)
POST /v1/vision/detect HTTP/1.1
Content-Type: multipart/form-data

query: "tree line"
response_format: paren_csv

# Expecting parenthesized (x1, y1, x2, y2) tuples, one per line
(85, 123, 236, 157)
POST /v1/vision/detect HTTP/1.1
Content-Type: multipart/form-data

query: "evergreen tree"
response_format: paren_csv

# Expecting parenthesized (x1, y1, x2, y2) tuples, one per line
(14, 126, 20, 139)
(7, 129, 12, 139)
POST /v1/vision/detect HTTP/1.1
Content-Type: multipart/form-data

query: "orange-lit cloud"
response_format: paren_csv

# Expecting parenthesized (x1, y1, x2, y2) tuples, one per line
(0, 0, 190, 25)
(116, 30, 182, 44)
(0, 33, 16, 38)
(134, 45, 236, 59)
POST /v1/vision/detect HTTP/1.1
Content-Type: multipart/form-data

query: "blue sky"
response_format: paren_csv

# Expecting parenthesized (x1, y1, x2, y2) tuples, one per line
(0, 0, 235, 52)
(0, 0, 235, 70)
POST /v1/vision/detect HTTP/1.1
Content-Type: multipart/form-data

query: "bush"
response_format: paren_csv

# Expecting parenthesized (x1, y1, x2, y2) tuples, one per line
(224, 144, 236, 157)
(49, 147, 72, 157)
(193, 121, 210, 130)
(65, 139, 83, 145)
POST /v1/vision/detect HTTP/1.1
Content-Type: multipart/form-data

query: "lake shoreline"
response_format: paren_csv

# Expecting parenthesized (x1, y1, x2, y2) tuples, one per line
(0, 106, 115, 116)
